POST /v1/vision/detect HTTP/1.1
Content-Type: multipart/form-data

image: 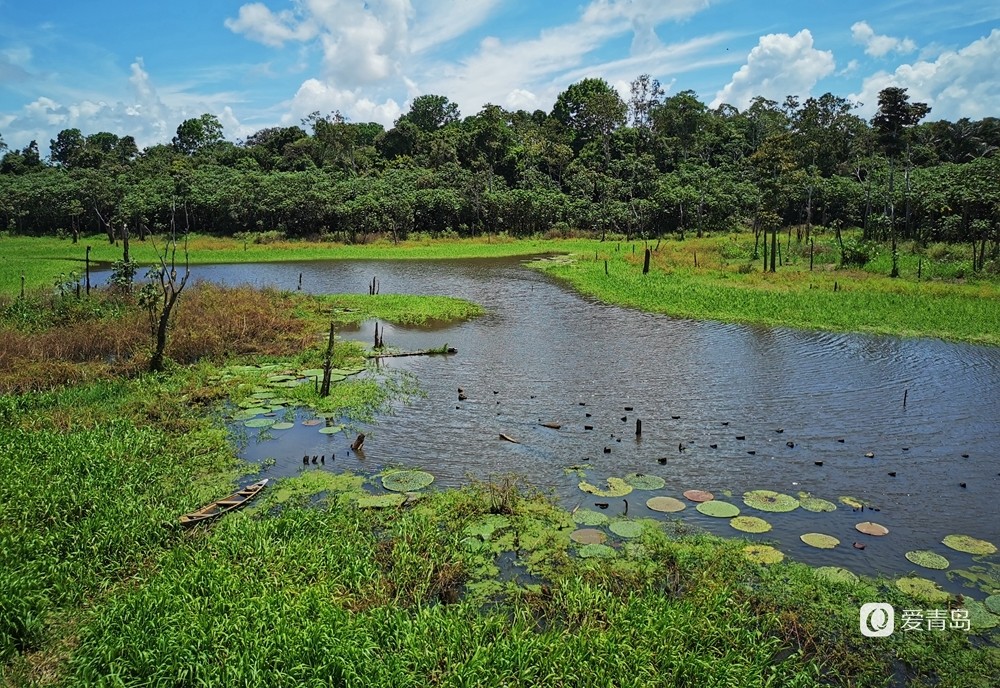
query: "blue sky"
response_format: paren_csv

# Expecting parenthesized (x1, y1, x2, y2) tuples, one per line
(1, 0, 998, 151)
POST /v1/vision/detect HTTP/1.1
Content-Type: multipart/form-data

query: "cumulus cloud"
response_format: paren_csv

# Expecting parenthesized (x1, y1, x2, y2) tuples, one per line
(284, 77, 401, 125)
(224, 3, 318, 48)
(849, 29, 1000, 120)
(851, 21, 916, 57)
(712, 30, 835, 109)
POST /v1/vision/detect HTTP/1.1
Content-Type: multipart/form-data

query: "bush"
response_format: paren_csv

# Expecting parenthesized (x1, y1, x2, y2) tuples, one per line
(840, 237, 878, 267)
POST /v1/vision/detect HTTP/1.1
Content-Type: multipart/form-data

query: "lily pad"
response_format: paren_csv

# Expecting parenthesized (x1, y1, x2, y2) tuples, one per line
(239, 406, 271, 416)
(743, 490, 799, 513)
(609, 521, 644, 538)
(579, 478, 633, 498)
(726, 518, 770, 536)
(800, 533, 840, 549)
(744, 545, 784, 565)
(646, 496, 686, 513)
(464, 515, 511, 539)
(270, 422, 295, 431)
(683, 489, 714, 502)
(570, 528, 607, 545)
(839, 496, 865, 509)
(267, 374, 297, 382)
(250, 391, 277, 400)
(232, 410, 260, 421)
(302, 419, 323, 427)
(357, 493, 406, 508)
(905, 550, 950, 570)
(244, 418, 275, 428)
(318, 425, 345, 435)
(381, 470, 435, 492)
(300, 368, 326, 378)
(984, 595, 1000, 615)
(573, 509, 610, 526)
(815, 566, 859, 585)
(696, 500, 740, 518)
(623, 473, 666, 490)
(578, 543, 617, 559)
(964, 599, 1000, 630)
(897, 577, 950, 604)
(855, 521, 889, 536)
(942, 534, 997, 555)
(798, 494, 837, 513)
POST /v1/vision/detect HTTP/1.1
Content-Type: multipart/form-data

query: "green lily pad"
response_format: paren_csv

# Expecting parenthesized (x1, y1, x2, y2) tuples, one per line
(357, 493, 406, 508)
(232, 410, 260, 421)
(897, 576, 950, 604)
(839, 495, 866, 509)
(815, 567, 859, 585)
(730, 516, 772, 533)
(464, 515, 511, 539)
(578, 543, 617, 559)
(743, 490, 799, 513)
(381, 470, 435, 492)
(318, 425, 345, 435)
(250, 392, 277, 400)
(942, 534, 998, 555)
(696, 500, 740, 518)
(239, 406, 271, 416)
(744, 545, 784, 565)
(984, 595, 1000, 615)
(244, 418, 275, 428)
(964, 599, 1000, 630)
(800, 533, 840, 549)
(609, 521, 644, 538)
(300, 368, 326, 378)
(267, 374, 297, 382)
(646, 496, 686, 513)
(623, 473, 666, 490)
(579, 478, 633, 498)
(460, 536, 486, 552)
(270, 422, 294, 430)
(573, 509, 610, 526)
(905, 550, 950, 570)
(570, 528, 608, 545)
(798, 493, 837, 513)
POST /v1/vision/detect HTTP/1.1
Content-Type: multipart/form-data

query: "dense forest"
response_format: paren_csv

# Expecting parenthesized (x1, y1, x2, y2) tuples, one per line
(1, 76, 998, 269)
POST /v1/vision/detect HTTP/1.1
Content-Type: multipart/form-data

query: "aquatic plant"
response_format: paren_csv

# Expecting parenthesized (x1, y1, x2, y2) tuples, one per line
(904, 550, 950, 570)
(800, 533, 840, 549)
(682, 489, 714, 502)
(896, 577, 950, 604)
(578, 478, 633, 498)
(743, 490, 799, 513)
(622, 473, 665, 490)
(729, 516, 772, 533)
(381, 469, 435, 492)
(608, 520, 644, 538)
(356, 493, 407, 508)
(797, 493, 837, 513)
(855, 522, 889, 536)
(572, 509, 610, 526)
(743, 545, 784, 565)
(695, 501, 740, 518)
(578, 543, 617, 559)
(942, 534, 997, 555)
(814, 567, 858, 584)
(645, 496, 685, 513)
(570, 528, 607, 545)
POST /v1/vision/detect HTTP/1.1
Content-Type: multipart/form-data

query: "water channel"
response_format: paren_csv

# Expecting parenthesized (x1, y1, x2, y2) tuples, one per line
(99, 256, 1000, 593)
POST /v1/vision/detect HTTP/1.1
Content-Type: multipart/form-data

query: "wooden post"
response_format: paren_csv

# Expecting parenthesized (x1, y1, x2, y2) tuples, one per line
(694, 251, 698, 268)
(20, 273, 25, 299)
(320, 322, 335, 397)
(809, 239, 814, 271)
(834, 281, 838, 292)
(635, 419, 642, 437)
(298, 272, 302, 291)
(917, 258, 922, 280)
(903, 389, 908, 408)
(85, 245, 91, 296)
(604, 259, 608, 276)
(642, 248, 650, 274)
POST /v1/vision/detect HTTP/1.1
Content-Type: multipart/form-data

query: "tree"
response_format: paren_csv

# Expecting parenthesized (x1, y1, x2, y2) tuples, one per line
(172, 114, 225, 155)
(628, 74, 664, 129)
(141, 216, 190, 372)
(401, 95, 460, 133)
(50, 128, 86, 167)
(552, 78, 626, 155)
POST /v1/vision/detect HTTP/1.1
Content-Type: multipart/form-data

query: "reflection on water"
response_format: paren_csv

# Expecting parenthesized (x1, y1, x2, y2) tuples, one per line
(95, 257, 1000, 591)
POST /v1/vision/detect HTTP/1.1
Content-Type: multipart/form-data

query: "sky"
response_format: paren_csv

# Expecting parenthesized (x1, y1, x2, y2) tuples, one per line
(0, 0, 998, 152)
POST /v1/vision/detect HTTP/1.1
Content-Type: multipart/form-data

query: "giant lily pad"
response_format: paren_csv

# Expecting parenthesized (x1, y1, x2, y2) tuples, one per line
(683, 489, 714, 502)
(646, 496, 686, 513)
(232, 410, 261, 421)
(815, 567, 859, 585)
(897, 577, 950, 604)
(579, 478, 633, 498)
(696, 501, 740, 518)
(381, 470, 435, 492)
(905, 550, 950, 570)
(744, 545, 784, 565)
(609, 520, 644, 538)
(270, 422, 295, 431)
(964, 599, 1000, 630)
(855, 521, 889, 536)
(730, 516, 772, 533)
(302, 419, 323, 427)
(800, 533, 840, 549)
(244, 418, 275, 428)
(985, 595, 1000, 615)
(570, 528, 608, 545)
(743, 490, 799, 513)
(573, 509, 610, 526)
(798, 493, 837, 513)
(300, 368, 326, 378)
(318, 425, 345, 435)
(623, 473, 666, 490)
(267, 374, 297, 382)
(357, 493, 406, 508)
(578, 543, 617, 559)
(942, 534, 997, 555)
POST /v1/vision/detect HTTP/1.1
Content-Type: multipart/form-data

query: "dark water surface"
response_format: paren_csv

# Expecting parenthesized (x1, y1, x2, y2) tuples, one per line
(104, 258, 1000, 591)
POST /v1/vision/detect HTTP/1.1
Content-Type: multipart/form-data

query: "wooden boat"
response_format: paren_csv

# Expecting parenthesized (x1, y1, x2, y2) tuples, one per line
(179, 479, 268, 526)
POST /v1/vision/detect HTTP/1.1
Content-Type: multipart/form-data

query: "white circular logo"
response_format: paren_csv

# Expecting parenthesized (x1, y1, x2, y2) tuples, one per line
(860, 603, 895, 637)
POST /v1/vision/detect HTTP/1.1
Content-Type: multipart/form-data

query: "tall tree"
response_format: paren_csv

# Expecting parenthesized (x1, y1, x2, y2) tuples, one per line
(552, 78, 626, 156)
(172, 114, 225, 155)
(401, 95, 460, 133)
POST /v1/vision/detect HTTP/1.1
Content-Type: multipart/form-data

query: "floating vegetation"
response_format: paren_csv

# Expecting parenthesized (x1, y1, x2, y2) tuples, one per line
(839, 496, 864, 509)
(301, 419, 322, 427)
(623, 473, 666, 490)
(743, 545, 784, 565)
(896, 577, 950, 604)
(855, 522, 889, 536)
(730, 516, 772, 533)
(815, 567, 859, 585)
(270, 422, 294, 431)
(572, 509, 610, 526)
(682, 489, 714, 502)
(947, 567, 1000, 595)
(942, 534, 998, 555)
(696, 501, 740, 518)
(464, 515, 511, 540)
(381, 470, 435, 492)
(985, 595, 1000, 615)
(609, 520, 644, 538)
(270, 471, 365, 503)
(743, 490, 799, 513)
(798, 493, 837, 513)
(318, 425, 345, 435)
(244, 418, 275, 428)
(570, 528, 608, 545)
(905, 550, 950, 570)
(800, 533, 840, 549)
(964, 599, 1000, 630)
(356, 493, 406, 508)
(579, 478, 633, 498)
(578, 543, 617, 559)
(645, 496, 686, 513)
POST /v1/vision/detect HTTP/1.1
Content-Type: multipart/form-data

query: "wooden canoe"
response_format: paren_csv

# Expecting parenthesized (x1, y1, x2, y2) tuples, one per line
(179, 479, 268, 526)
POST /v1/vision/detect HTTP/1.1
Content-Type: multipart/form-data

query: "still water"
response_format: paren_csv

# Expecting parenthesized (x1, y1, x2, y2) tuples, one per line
(108, 257, 1000, 590)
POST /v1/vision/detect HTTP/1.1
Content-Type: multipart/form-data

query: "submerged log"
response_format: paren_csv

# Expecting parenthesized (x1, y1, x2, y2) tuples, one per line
(540, 422, 561, 429)
(367, 346, 457, 359)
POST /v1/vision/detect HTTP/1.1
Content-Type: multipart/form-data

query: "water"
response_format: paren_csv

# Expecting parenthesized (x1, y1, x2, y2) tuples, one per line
(98, 257, 1000, 591)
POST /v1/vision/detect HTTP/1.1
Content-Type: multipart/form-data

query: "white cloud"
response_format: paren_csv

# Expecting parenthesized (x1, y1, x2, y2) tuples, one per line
(849, 29, 1000, 120)
(223, 3, 318, 48)
(851, 21, 916, 58)
(712, 30, 835, 109)
(283, 77, 401, 125)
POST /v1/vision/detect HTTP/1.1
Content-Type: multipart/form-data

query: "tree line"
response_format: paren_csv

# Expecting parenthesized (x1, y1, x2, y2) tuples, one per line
(1, 77, 998, 269)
